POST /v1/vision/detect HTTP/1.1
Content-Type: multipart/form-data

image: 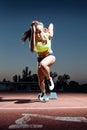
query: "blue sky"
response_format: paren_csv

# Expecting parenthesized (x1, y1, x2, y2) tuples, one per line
(0, 0, 87, 83)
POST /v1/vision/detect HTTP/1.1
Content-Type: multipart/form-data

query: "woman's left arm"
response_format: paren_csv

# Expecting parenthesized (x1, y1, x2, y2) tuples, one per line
(30, 25, 36, 52)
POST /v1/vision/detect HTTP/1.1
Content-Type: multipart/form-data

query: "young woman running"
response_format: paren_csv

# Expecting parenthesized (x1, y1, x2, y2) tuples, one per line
(22, 20, 56, 101)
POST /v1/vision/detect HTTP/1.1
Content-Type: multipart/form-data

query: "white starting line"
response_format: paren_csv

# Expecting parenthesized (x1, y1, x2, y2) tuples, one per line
(0, 106, 87, 110)
(8, 113, 87, 129)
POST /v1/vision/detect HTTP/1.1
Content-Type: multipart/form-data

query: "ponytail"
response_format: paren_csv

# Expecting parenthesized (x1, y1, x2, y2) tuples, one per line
(22, 28, 31, 43)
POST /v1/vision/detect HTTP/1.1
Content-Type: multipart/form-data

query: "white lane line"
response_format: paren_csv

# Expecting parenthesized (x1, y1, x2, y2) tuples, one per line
(8, 113, 87, 129)
(0, 106, 87, 110)
(22, 113, 87, 122)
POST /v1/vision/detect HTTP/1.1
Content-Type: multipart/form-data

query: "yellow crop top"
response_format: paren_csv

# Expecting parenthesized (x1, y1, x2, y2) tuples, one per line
(34, 34, 51, 52)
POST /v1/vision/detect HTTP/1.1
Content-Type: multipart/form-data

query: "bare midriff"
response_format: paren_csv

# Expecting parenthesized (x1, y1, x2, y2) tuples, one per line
(37, 49, 53, 57)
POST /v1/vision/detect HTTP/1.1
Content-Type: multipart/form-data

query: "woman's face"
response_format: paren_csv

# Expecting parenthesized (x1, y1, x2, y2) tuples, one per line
(35, 25, 43, 40)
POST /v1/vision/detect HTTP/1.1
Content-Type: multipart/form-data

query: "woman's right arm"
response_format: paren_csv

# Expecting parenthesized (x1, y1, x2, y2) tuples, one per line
(48, 23, 54, 38)
(30, 25, 36, 52)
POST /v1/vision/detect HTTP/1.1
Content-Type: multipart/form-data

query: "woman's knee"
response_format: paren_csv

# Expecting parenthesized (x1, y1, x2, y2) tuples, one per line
(40, 61, 46, 69)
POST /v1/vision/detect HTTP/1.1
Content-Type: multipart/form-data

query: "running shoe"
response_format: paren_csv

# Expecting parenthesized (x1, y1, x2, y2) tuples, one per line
(47, 77, 54, 91)
(38, 93, 49, 102)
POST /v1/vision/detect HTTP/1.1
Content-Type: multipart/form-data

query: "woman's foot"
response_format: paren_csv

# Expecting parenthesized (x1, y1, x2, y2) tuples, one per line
(47, 77, 54, 90)
(38, 93, 49, 101)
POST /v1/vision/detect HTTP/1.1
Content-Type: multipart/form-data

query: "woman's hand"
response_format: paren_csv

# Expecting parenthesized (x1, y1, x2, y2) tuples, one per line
(48, 23, 54, 38)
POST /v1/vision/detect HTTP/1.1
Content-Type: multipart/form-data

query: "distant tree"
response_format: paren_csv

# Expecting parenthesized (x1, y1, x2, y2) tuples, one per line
(55, 74, 70, 91)
(69, 81, 79, 87)
(22, 66, 32, 81)
(51, 72, 58, 78)
(63, 74, 70, 83)
(25, 66, 28, 77)
(13, 75, 17, 82)
(2, 78, 7, 82)
(22, 69, 27, 80)
(69, 81, 79, 92)
(18, 75, 21, 82)
(29, 70, 31, 76)
(58, 74, 70, 83)
(32, 74, 38, 82)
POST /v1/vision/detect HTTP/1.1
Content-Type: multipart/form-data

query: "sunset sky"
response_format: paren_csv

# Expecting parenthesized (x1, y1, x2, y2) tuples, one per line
(0, 0, 87, 84)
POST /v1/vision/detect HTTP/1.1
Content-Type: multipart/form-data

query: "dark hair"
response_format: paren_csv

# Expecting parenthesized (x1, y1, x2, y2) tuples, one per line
(22, 28, 31, 42)
(22, 21, 43, 43)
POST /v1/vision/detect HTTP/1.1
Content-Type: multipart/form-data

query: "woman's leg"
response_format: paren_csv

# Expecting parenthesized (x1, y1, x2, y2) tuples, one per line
(38, 63, 46, 94)
(39, 55, 56, 90)
(39, 55, 56, 80)
(38, 64, 49, 101)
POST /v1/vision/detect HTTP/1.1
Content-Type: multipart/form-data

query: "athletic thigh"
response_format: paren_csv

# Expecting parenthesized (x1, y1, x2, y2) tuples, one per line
(40, 55, 56, 66)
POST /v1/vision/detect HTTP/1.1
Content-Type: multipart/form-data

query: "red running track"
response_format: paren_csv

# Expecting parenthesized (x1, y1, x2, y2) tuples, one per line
(0, 92, 87, 130)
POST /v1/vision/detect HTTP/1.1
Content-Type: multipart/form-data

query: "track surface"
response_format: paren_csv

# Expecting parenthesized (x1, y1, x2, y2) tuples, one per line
(0, 92, 87, 130)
